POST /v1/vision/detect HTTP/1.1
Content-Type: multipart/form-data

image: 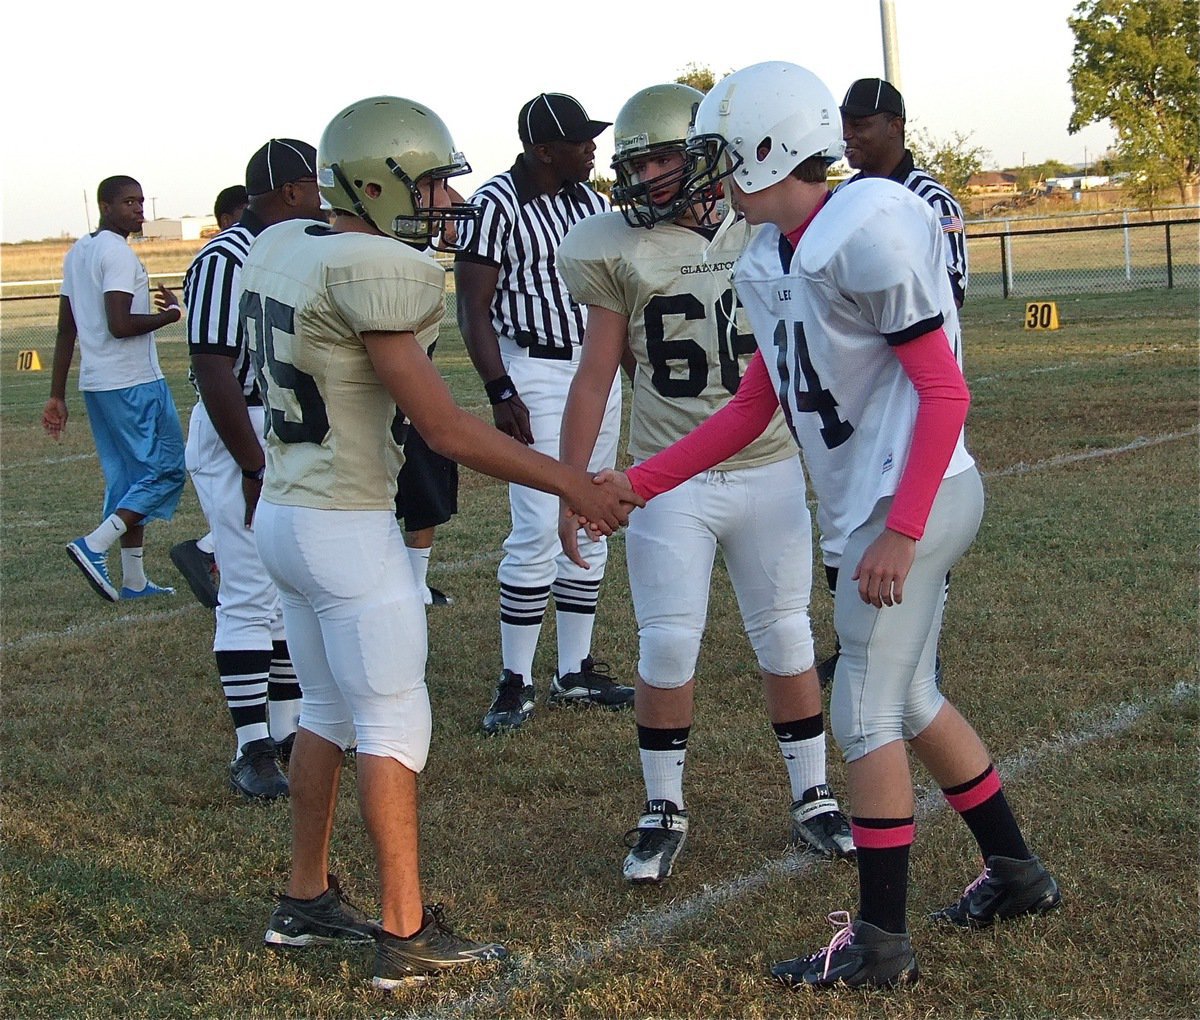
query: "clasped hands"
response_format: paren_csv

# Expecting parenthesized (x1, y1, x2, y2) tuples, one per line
(559, 469, 641, 569)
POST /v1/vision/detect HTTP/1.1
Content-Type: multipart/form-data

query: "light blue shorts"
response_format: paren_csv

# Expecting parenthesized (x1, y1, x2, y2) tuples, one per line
(83, 379, 186, 521)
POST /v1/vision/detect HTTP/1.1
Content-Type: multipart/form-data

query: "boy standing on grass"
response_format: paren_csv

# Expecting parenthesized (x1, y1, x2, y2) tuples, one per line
(556, 82, 853, 883)
(42, 175, 186, 602)
(603, 61, 1060, 990)
(245, 95, 641, 988)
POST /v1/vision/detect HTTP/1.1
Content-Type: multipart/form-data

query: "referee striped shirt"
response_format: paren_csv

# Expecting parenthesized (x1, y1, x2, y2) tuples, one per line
(455, 157, 608, 352)
(839, 151, 968, 306)
(182, 208, 266, 401)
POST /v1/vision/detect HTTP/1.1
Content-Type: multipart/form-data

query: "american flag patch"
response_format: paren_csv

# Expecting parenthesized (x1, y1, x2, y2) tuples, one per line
(939, 215, 964, 233)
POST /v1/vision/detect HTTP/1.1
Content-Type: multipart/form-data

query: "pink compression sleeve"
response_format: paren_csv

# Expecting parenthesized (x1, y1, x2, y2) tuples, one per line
(885, 327, 971, 540)
(627, 350, 779, 501)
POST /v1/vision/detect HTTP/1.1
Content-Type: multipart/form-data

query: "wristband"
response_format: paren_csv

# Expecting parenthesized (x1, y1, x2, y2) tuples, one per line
(166, 304, 182, 320)
(485, 374, 518, 405)
(242, 466, 265, 481)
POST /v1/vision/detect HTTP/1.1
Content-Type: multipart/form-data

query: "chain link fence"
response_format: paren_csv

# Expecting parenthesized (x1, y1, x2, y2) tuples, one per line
(3, 215, 1197, 362)
(968, 216, 1199, 298)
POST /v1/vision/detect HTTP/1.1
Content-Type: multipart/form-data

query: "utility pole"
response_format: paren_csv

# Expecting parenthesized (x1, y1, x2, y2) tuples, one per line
(83, 189, 92, 233)
(880, 0, 902, 89)
(150, 196, 159, 220)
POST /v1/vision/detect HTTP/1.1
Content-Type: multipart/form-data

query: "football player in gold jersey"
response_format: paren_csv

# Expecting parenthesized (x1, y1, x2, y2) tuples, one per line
(245, 95, 641, 988)
(557, 84, 853, 884)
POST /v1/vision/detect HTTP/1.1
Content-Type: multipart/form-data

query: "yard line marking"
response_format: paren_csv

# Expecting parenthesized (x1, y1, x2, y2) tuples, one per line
(982, 428, 1196, 478)
(402, 681, 1195, 1020)
(1, 452, 97, 469)
(429, 429, 1193, 577)
(969, 344, 1189, 385)
(1, 605, 200, 653)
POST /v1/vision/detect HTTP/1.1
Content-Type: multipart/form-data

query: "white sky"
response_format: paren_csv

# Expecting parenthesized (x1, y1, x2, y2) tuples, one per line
(1, 0, 1115, 244)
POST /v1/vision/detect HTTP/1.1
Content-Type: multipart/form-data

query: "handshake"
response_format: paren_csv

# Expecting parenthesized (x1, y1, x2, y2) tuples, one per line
(559, 469, 641, 568)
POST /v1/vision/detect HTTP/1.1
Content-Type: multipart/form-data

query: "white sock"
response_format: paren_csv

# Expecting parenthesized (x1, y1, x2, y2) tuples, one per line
(120, 547, 146, 591)
(555, 611, 597, 678)
(552, 577, 600, 677)
(85, 514, 126, 554)
(197, 532, 216, 555)
(641, 748, 687, 809)
(778, 733, 827, 801)
(407, 546, 432, 605)
(499, 582, 548, 682)
(500, 622, 541, 683)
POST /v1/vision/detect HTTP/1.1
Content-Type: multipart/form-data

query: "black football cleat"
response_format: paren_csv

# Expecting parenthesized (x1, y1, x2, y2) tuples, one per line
(789, 784, 856, 859)
(230, 737, 288, 800)
(264, 874, 378, 947)
(930, 854, 1061, 928)
(772, 912, 919, 990)
(482, 670, 534, 735)
(548, 656, 634, 709)
(373, 905, 507, 988)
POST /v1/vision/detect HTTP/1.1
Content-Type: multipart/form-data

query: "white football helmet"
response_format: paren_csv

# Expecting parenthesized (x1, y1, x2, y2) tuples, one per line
(687, 61, 845, 194)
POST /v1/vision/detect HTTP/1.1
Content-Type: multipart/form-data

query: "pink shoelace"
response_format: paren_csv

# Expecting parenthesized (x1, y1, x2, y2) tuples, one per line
(811, 910, 855, 980)
(962, 864, 993, 898)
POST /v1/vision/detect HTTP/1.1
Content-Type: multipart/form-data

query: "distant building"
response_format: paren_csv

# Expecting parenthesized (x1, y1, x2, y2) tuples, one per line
(966, 172, 1020, 196)
(141, 216, 216, 241)
(1044, 174, 1111, 192)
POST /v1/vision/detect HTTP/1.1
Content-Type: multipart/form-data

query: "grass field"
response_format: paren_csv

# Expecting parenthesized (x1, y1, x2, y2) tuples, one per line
(1, 238, 209, 285)
(2, 288, 1197, 1018)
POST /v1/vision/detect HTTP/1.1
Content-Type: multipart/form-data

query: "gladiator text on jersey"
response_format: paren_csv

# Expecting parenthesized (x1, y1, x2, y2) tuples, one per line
(680, 261, 735, 276)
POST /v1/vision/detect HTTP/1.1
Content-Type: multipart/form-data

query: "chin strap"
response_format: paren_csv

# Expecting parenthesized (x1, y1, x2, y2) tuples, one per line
(703, 204, 750, 264)
(329, 163, 378, 232)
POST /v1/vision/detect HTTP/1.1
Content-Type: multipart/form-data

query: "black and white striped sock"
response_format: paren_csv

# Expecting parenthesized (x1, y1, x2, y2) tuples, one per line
(215, 648, 271, 756)
(553, 576, 600, 677)
(268, 639, 302, 743)
(500, 582, 550, 681)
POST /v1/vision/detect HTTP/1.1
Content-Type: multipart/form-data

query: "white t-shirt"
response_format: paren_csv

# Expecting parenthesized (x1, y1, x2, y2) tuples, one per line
(61, 231, 164, 391)
(734, 178, 975, 566)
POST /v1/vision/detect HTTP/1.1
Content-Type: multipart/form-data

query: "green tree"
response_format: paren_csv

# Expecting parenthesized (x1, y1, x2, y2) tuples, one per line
(675, 63, 725, 94)
(906, 127, 989, 201)
(589, 174, 615, 198)
(1068, 0, 1199, 205)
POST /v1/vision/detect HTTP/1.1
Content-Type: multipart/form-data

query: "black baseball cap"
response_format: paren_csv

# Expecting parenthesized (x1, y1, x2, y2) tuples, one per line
(518, 93, 610, 145)
(245, 138, 317, 195)
(839, 78, 906, 118)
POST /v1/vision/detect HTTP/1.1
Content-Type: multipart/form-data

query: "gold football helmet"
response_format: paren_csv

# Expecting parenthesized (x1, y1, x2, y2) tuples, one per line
(317, 96, 478, 250)
(610, 83, 707, 228)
